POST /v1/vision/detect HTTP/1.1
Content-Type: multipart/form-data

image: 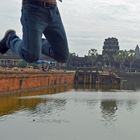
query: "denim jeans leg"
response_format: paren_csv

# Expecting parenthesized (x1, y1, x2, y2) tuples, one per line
(42, 7, 69, 63)
(9, 4, 47, 63)
(20, 5, 46, 63)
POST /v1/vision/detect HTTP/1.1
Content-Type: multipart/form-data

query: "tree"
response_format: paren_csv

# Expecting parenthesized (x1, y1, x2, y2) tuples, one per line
(113, 49, 136, 72)
(113, 50, 128, 71)
(127, 49, 135, 72)
(88, 49, 98, 67)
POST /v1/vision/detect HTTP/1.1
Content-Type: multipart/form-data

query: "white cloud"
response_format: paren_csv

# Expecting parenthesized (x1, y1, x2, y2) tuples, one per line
(0, 1, 21, 37)
(59, 0, 140, 55)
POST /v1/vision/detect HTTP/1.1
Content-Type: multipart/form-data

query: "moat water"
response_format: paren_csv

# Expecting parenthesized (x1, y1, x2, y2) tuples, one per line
(0, 80, 140, 140)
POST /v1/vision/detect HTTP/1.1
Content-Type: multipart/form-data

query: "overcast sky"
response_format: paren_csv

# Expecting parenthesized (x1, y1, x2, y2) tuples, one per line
(0, 0, 140, 56)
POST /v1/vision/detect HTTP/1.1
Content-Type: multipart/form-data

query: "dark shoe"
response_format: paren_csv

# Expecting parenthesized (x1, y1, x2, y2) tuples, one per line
(0, 30, 16, 54)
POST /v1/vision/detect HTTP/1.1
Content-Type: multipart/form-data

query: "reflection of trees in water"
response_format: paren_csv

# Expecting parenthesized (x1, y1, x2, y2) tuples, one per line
(100, 100, 118, 124)
(100, 98, 138, 125)
(126, 100, 137, 111)
(118, 100, 137, 111)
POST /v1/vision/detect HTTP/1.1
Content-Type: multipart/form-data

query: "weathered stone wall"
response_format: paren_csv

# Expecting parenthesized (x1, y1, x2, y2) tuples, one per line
(0, 71, 75, 95)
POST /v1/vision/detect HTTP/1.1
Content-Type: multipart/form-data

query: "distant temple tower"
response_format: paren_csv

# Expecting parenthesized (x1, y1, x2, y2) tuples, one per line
(135, 45, 140, 59)
(102, 37, 119, 56)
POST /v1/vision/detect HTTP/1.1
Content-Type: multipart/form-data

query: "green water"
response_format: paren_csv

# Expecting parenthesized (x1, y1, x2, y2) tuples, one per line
(0, 86, 140, 140)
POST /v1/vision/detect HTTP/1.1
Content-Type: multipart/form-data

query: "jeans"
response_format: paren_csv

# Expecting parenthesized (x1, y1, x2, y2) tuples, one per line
(8, 3, 69, 63)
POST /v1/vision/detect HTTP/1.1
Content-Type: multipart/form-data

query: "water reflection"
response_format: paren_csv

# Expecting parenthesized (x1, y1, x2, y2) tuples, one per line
(0, 81, 140, 126)
(74, 77, 140, 91)
(74, 84, 121, 91)
(127, 100, 138, 111)
(86, 99, 98, 109)
(30, 99, 66, 117)
(100, 100, 118, 124)
(0, 87, 140, 140)
(0, 85, 71, 117)
(100, 96, 138, 125)
(118, 99, 138, 111)
(73, 78, 140, 126)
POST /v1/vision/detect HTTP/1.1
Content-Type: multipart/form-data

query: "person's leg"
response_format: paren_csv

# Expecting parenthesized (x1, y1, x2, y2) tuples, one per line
(0, 30, 16, 54)
(7, 4, 47, 63)
(42, 6, 69, 63)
